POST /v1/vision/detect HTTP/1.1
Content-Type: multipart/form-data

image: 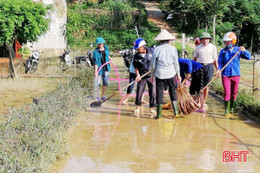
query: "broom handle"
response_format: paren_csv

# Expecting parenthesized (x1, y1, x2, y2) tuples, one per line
(101, 71, 151, 103)
(200, 50, 240, 93)
(119, 70, 151, 92)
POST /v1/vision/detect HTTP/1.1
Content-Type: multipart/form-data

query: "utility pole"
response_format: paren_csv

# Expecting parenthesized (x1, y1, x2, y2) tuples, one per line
(253, 53, 260, 99)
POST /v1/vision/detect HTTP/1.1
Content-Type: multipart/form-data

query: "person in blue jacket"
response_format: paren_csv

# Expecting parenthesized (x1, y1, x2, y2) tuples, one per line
(217, 32, 251, 117)
(178, 58, 203, 85)
(93, 37, 111, 100)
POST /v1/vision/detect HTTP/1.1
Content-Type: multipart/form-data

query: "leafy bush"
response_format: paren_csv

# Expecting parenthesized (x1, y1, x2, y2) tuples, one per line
(0, 0, 49, 45)
(210, 80, 260, 118)
(66, 0, 152, 50)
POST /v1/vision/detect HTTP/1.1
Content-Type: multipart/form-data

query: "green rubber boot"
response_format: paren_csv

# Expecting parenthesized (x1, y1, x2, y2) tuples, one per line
(230, 100, 236, 114)
(224, 100, 231, 117)
(172, 101, 181, 118)
(154, 104, 162, 119)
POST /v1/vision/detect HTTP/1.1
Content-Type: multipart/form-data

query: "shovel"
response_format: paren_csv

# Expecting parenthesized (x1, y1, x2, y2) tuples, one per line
(90, 71, 151, 107)
(196, 50, 240, 98)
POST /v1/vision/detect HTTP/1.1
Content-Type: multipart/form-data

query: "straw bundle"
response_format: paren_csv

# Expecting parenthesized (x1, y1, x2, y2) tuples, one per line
(177, 85, 199, 115)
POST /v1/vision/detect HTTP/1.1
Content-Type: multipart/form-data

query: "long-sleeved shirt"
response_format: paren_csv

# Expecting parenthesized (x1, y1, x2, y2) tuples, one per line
(178, 58, 203, 74)
(151, 43, 180, 79)
(133, 47, 154, 77)
(218, 46, 251, 77)
(93, 45, 110, 75)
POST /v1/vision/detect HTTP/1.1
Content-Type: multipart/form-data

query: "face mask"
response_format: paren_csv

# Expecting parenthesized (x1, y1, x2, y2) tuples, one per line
(227, 44, 233, 48)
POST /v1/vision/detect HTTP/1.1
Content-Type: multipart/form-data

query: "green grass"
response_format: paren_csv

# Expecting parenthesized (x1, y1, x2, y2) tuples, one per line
(0, 68, 94, 172)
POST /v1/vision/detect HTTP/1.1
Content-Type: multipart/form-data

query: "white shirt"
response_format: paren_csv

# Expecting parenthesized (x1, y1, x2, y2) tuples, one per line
(193, 43, 218, 63)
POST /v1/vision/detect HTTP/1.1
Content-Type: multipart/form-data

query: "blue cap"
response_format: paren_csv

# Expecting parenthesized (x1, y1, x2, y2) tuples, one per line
(95, 37, 106, 45)
(133, 38, 146, 49)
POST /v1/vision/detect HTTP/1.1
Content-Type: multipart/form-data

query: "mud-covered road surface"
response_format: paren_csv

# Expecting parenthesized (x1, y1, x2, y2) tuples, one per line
(51, 60, 260, 173)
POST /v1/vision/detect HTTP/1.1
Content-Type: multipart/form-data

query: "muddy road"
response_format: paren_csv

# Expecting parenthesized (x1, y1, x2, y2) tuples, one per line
(51, 59, 260, 173)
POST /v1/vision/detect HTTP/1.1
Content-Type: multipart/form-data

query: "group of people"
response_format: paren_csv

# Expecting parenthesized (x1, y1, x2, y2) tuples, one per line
(92, 29, 251, 119)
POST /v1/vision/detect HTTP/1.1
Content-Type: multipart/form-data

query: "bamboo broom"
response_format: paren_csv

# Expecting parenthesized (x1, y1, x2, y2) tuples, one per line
(177, 83, 199, 115)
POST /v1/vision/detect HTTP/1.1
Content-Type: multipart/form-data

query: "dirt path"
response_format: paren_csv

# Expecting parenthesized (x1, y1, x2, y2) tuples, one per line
(142, 1, 195, 50)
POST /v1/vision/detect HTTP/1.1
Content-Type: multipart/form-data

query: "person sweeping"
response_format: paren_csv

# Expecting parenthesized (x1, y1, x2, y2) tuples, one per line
(132, 38, 156, 117)
(163, 58, 202, 110)
(93, 37, 111, 101)
(216, 32, 251, 117)
(150, 29, 181, 119)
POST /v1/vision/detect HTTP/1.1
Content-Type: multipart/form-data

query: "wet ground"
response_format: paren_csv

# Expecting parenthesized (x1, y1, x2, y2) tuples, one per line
(51, 64, 260, 172)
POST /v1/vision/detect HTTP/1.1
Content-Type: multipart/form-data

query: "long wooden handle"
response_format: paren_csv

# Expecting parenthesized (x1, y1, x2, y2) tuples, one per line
(199, 50, 240, 93)
(119, 70, 151, 92)
(101, 71, 151, 103)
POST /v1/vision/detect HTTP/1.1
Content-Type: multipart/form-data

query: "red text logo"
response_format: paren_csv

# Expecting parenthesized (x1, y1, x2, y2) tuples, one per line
(222, 150, 250, 162)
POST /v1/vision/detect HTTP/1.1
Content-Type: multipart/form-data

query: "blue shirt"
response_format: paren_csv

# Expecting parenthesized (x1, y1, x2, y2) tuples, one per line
(178, 58, 202, 74)
(93, 45, 110, 75)
(218, 46, 251, 77)
(129, 59, 136, 74)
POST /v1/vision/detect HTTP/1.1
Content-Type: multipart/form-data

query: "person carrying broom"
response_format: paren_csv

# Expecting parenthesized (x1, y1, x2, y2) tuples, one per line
(93, 37, 111, 101)
(132, 38, 156, 117)
(216, 32, 251, 117)
(162, 58, 202, 110)
(150, 29, 181, 119)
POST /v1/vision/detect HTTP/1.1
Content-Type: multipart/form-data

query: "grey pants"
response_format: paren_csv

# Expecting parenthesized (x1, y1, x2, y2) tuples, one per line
(135, 77, 156, 107)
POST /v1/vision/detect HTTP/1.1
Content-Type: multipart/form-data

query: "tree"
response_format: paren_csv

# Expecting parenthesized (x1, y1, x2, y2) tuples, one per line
(0, 0, 49, 77)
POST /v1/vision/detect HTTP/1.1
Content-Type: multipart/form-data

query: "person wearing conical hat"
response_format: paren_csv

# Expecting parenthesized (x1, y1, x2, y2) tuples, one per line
(193, 32, 218, 113)
(150, 29, 181, 119)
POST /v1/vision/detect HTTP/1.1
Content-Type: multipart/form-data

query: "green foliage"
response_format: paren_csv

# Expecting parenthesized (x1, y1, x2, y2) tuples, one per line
(66, 0, 156, 50)
(66, 7, 96, 48)
(18, 47, 31, 59)
(167, 0, 260, 51)
(210, 80, 260, 118)
(0, 0, 49, 45)
(95, 28, 159, 50)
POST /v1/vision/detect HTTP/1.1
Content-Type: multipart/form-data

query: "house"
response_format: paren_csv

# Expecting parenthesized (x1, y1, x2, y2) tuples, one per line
(32, 0, 67, 58)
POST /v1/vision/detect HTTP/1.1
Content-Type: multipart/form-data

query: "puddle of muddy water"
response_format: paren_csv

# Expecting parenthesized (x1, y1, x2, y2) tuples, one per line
(50, 92, 260, 172)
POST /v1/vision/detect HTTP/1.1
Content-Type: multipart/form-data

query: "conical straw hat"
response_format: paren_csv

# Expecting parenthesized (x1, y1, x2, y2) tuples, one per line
(154, 29, 175, 41)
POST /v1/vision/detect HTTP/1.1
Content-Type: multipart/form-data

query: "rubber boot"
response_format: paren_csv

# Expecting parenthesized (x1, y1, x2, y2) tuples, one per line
(224, 100, 231, 118)
(172, 101, 181, 118)
(230, 100, 236, 114)
(154, 104, 162, 119)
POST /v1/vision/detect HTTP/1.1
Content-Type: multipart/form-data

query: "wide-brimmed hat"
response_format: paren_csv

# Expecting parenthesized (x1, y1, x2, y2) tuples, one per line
(95, 37, 106, 45)
(200, 32, 212, 39)
(154, 29, 175, 41)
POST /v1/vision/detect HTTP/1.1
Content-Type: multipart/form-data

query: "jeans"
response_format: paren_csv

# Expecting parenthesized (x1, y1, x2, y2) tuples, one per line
(93, 71, 109, 98)
(127, 73, 136, 94)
